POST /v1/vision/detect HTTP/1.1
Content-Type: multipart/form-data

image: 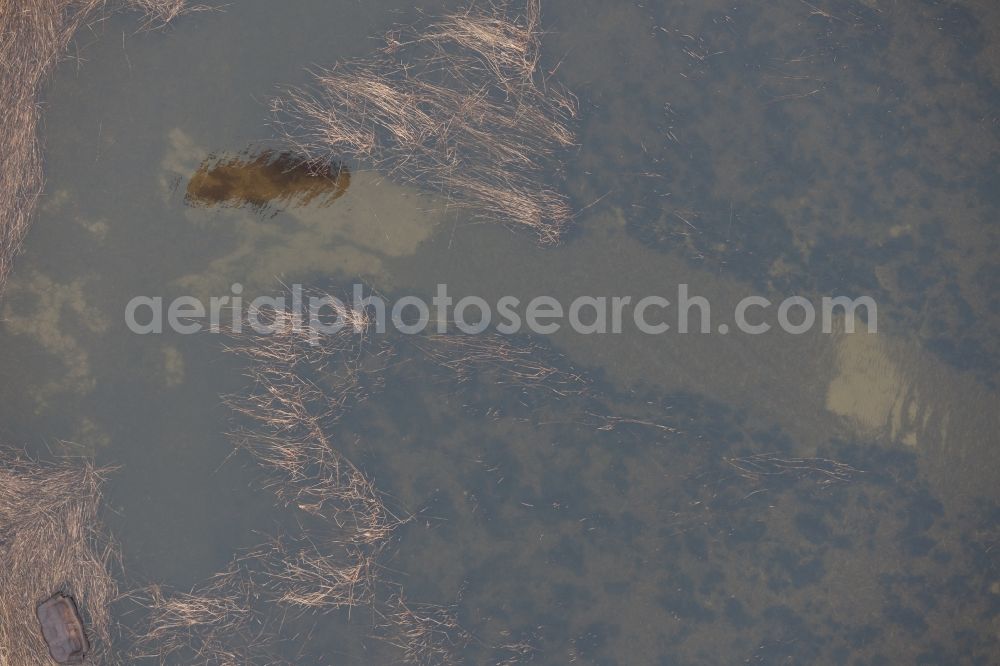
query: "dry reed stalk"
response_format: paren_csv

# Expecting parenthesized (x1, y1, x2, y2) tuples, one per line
(0, 0, 197, 297)
(260, 542, 377, 613)
(126, 558, 290, 665)
(272, 0, 578, 244)
(586, 411, 677, 434)
(0, 449, 119, 666)
(222, 293, 579, 659)
(381, 595, 472, 666)
(725, 452, 861, 486)
(125, 0, 207, 29)
(412, 332, 589, 396)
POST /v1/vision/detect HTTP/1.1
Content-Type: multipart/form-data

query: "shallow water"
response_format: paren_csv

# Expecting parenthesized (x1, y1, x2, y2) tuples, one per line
(1, 0, 998, 663)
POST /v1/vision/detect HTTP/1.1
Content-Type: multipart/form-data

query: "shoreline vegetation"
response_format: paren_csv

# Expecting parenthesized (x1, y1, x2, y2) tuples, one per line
(0, 451, 118, 666)
(0, 0, 201, 296)
(0, 2, 196, 664)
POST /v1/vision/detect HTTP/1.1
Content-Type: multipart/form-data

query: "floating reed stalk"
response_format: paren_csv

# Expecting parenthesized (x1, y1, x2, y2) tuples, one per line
(412, 332, 590, 396)
(381, 595, 471, 666)
(725, 452, 861, 486)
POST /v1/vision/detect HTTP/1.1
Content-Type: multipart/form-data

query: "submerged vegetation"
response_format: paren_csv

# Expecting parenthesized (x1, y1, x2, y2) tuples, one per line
(273, 0, 578, 244)
(185, 150, 351, 215)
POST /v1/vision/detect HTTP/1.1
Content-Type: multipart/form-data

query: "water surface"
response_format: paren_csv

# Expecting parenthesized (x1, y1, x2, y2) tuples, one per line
(1, 0, 997, 663)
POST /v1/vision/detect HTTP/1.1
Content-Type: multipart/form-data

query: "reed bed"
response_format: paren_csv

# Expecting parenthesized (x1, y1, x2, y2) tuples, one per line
(0, 0, 101, 295)
(122, 296, 393, 661)
(0, 449, 119, 666)
(272, 0, 578, 244)
(218, 293, 508, 663)
(221, 293, 406, 617)
(212, 292, 600, 662)
(224, 300, 401, 540)
(0, 0, 197, 296)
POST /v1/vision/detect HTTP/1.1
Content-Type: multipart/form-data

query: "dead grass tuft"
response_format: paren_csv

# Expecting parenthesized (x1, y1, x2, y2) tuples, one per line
(273, 0, 578, 244)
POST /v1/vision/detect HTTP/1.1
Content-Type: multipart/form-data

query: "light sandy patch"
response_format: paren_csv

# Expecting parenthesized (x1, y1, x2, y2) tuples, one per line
(825, 326, 915, 443)
(824, 320, 999, 496)
(173, 170, 442, 297)
(163, 128, 443, 296)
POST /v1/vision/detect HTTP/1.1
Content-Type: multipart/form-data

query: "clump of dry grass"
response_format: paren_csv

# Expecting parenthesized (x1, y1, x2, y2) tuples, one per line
(0, 0, 198, 297)
(125, 0, 206, 29)
(126, 555, 294, 666)
(257, 539, 377, 614)
(272, 0, 578, 244)
(381, 595, 472, 666)
(0, 449, 119, 665)
(725, 452, 861, 486)
(132, 586, 249, 662)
